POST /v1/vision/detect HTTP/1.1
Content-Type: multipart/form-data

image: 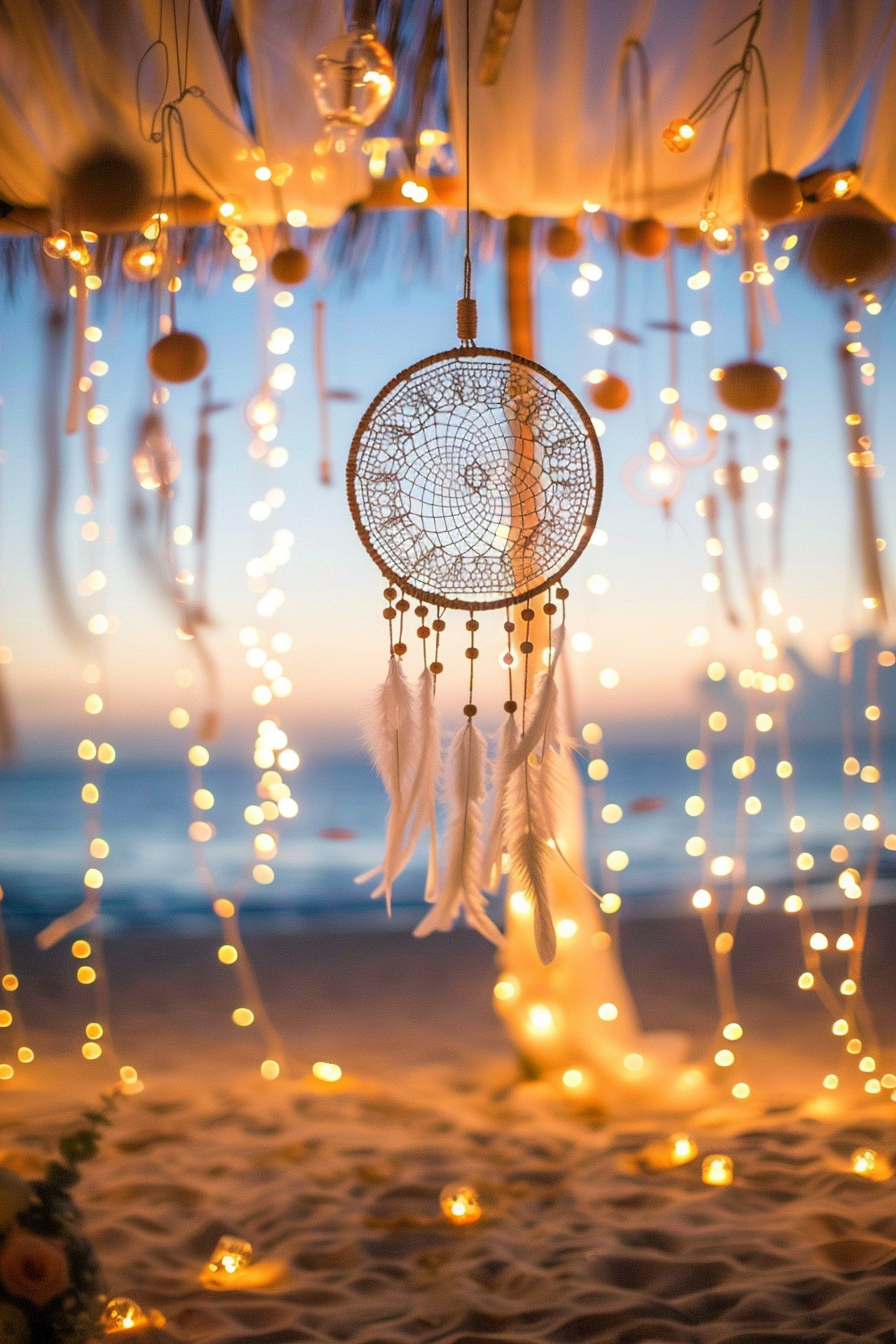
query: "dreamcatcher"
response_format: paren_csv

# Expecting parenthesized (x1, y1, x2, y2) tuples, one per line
(347, 4, 602, 964)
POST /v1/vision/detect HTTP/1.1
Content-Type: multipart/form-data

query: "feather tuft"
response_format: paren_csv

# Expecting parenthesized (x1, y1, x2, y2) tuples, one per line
(357, 656, 417, 913)
(415, 721, 503, 946)
(481, 711, 519, 890)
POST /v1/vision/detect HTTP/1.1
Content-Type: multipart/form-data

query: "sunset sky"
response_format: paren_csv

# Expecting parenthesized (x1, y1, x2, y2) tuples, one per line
(0, 211, 893, 767)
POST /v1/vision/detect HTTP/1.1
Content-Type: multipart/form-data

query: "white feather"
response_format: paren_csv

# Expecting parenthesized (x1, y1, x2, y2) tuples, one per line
(357, 656, 417, 913)
(367, 669, 442, 902)
(505, 761, 557, 965)
(414, 721, 503, 946)
(481, 711, 519, 890)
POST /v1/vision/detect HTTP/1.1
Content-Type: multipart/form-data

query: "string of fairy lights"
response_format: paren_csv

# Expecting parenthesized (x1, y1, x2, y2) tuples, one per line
(165, 249, 307, 1083)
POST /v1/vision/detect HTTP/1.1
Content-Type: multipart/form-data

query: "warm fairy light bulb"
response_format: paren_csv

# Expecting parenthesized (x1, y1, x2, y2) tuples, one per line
(312, 1061, 343, 1082)
(440, 1184, 481, 1225)
(702, 1154, 733, 1186)
(562, 1068, 584, 1089)
(663, 118, 696, 152)
(493, 979, 516, 1001)
(207, 1236, 253, 1276)
(692, 889, 712, 909)
(100, 1296, 163, 1333)
(850, 1148, 891, 1179)
(669, 1133, 698, 1164)
(527, 1004, 555, 1034)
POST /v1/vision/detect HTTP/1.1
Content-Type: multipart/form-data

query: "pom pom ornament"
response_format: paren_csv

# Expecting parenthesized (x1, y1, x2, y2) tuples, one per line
(64, 144, 149, 228)
(313, 22, 395, 130)
(620, 217, 669, 259)
(805, 214, 896, 289)
(270, 247, 310, 285)
(148, 331, 208, 384)
(716, 361, 783, 414)
(546, 221, 581, 259)
(747, 169, 802, 223)
(589, 373, 630, 411)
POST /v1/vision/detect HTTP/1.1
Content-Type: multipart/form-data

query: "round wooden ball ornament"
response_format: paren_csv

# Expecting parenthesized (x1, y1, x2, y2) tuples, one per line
(546, 221, 581, 259)
(148, 331, 209, 384)
(270, 247, 310, 285)
(65, 145, 149, 228)
(716, 360, 782, 414)
(806, 213, 896, 289)
(620, 217, 669, 258)
(746, 169, 802, 224)
(590, 373, 630, 411)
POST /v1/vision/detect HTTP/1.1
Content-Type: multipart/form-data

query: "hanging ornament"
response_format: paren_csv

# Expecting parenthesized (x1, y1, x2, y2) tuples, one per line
(148, 331, 208, 384)
(589, 372, 630, 411)
(612, 41, 668, 259)
(347, 9, 601, 966)
(270, 247, 310, 285)
(64, 143, 149, 229)
(746, 169, 802, 224)
(132, 412, 181, 493)
(620, 217, 668, 259)
(805, 214, 896, 290)
(716, 361, 782, 414)
(313, 19, 395, 131)
(546, 219, 582, 259)
(622, 451, 684, 516)
(42, 229, 72, 260)
(122, 236, 166, 282)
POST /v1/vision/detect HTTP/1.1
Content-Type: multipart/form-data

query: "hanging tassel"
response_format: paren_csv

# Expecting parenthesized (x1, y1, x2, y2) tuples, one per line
(414, 720, 503, 946)
(481, 710, 519, 890)
(356, 656, 417, 913)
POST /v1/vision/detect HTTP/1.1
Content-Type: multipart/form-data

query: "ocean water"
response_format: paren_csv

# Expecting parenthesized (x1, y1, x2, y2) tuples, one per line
(0, 741, 893, 935)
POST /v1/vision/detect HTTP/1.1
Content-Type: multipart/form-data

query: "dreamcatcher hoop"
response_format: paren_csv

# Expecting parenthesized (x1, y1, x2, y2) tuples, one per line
(347, 345, 603, 611)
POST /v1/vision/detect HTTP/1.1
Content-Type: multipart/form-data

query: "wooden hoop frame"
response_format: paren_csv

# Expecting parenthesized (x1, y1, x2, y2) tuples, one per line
(346, 345, 603, 612)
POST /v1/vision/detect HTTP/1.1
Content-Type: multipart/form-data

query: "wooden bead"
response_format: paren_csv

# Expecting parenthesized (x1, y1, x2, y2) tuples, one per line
(504, 700, 517, 713)
(466, 618, 479, 631)
(502, 652, 514, 665)
(465, 647, 479, 659)
(463, 704, 477, 717)
(521, 608, 535, 622)
(520, 640, 534, 654)
(503, 620, 515, 632)
(414, 604, 428, 616)
(556, 587, 569, 600)
(383, 607, 396, 619)
(393, 642, 407, 656)
(396, 599, 410, 612)
(433, 619, 446, 632)
(543, 602, 557, 615)
(417, 626, 430, 639)
(384, 587, 397, 599)
(430, 661, 443, 674)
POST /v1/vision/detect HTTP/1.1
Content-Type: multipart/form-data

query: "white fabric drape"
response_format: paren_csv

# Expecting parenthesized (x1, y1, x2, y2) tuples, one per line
(860, 16, 896, 219)
(443, 0, 896, 223)
(0, 0, 270, 218)
(231, 0, 372, 228)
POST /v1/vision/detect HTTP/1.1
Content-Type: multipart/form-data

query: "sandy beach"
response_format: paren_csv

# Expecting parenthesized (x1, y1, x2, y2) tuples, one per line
(0, 907, 894, 1342)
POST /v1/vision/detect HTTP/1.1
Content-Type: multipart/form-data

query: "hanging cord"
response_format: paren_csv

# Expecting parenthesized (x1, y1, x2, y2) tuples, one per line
(456, 0, 477, 345)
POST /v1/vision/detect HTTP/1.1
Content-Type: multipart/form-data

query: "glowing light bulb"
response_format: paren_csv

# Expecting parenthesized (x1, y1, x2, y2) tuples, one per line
(850, 1148, 891, 1180)
(206, 1236, 253, 1276)
(440, 1184, 481, 1224)
(702, 1154, 733, 1186)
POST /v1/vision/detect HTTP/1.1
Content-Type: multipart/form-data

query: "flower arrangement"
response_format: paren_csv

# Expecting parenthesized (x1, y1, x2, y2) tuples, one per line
(0, 1092, 114, 1343)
